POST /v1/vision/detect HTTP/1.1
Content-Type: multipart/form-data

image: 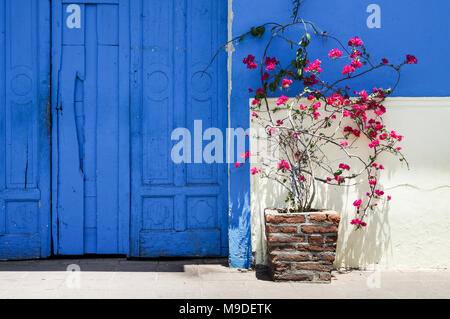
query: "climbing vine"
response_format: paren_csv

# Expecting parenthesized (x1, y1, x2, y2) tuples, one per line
(213, 2, 417, 227)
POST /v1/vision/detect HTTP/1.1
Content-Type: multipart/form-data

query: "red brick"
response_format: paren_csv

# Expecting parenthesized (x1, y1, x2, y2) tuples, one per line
(321, 254, 335, 262)
(295, 263, 333, 272)
(267, 235, 305, 243)
(273, 273, 313, 281)
(327, 213, 340, 224)
(267, 244, 296, 252)
(326, 236, 338, 243)
(270, 253, 310, 262)
(323, 245, 336, 252)
(270, 262, 290, 272)
(266, 215, 306, 224)
(308, 235, 324, 244)
(297, 244, 322, 252)
(265, 225, 278, 233)
(318, 272, 332, 281)
(297, 244, 336, 252)
(267, 225, 298, 233)
(310, 214, 327, 222)
(279, 226, 298, 233)
(301, 225, 338, 234)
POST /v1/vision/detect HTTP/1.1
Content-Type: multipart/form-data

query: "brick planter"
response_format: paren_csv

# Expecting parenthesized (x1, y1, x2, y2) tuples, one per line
(265, 209, 340, 283)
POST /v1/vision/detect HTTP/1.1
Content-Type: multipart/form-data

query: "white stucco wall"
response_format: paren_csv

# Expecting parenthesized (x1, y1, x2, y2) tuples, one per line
(251, 97, 450, 270)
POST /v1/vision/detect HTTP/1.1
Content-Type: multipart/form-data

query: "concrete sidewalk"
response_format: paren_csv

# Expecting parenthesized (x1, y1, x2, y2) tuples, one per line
(0, 258, 448, 299)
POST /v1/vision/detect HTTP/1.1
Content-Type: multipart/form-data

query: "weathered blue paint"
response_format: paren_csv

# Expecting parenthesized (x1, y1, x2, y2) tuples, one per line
(51, 0, 130, 255)
(0, 0, 51, 260)
(129, 0, 229, 257)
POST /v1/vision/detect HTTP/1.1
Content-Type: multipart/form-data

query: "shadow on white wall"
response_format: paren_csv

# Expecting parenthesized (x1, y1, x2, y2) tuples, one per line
(251, 97, 450, 269)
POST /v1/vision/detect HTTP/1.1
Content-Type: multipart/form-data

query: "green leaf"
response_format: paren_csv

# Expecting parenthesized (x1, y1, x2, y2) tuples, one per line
(269, 82, 277, 92)
(250, 26, 266, 38)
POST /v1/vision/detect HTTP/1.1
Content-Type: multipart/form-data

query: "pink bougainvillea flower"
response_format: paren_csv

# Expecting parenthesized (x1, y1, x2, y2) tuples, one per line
(368, 139, 380, 148)
(251, 99, 260, 105)
(379, 133, 388, 140)
(406, 54, 418, 64)
(339, 163, 350, 171)
(312, 102, 321, 110)
(328, 48, 343, 59)
(268, 128, 276, 135)
(240, 151, 251, 159)
(312, 111, 320, 119)
(307, 94, 315, 100)
(387, 195, 392, 201)
(265, 56, 277, 66)
(326, 177, 332, 182)
(303, 74, 319, 86)
(353, 199, 362, 207)
(379, 165, 385, 170)
(276, 120, 284, 125)
(374, 189, 385, 196)
(348, 36, 363, 47)
(248, 88, 253, 93)
(350, 50, 362, 58)
(256, 88, 264, 94)
(396, 147, 402, 151)
(299, 104, 307, 110)
(350, 218, 361, 225)
(277, 160, 290, 170)
(335, 176, 343, 183)
(265, 63, 276, 71)
(304, 59, 323, 73)
(276, 95, 289, 105)
(251, 112, 259, 118)
(243, 55, 258, 69)
(382, 58, 389, 64)
(234, 162, 241, 168)
(343, 109, 352, 117)
(344, 126, 353, 133)
(358, 90, 368, 99)
(340, 141, 349, 146)
(369, 179, 376, 185)
(250, 167, 259, 175)
(242, 54, 255, 65)
(300, 175, 306, 182)
(281, 78, 293, 88)
(342, 64, 355, 75)
(351, 59, 363, 68)
(360, 222, 367, 227)
(261, 72, 270, 81)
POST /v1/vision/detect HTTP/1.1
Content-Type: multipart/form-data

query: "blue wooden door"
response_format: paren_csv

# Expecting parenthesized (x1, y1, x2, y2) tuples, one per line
(51, 0, 130, 255)
(130, 0, 229, 257)
(0, 0, 51, 259)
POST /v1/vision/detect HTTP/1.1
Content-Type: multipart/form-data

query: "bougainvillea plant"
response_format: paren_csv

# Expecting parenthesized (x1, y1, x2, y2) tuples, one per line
(213, 3, 416, 228)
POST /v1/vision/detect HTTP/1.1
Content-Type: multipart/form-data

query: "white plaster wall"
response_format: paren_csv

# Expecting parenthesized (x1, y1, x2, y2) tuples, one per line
(251, 97, 450, 270)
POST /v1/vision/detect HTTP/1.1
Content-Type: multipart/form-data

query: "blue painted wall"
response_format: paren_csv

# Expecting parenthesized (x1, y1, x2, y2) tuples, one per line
(229, 0, 449, 267)
(232, 0, 450, 97)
